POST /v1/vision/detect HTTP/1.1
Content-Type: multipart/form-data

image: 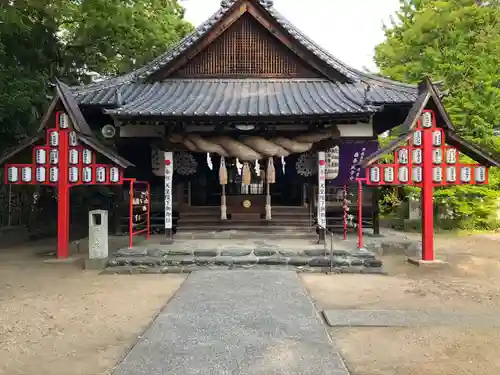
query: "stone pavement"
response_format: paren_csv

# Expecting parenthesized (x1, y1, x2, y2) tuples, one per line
(323, 309, 500, 328)
(112, 270, 350, 375)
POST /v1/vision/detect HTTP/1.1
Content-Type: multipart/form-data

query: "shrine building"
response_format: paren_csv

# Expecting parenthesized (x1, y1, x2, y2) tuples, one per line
(65, 0, 429, 238)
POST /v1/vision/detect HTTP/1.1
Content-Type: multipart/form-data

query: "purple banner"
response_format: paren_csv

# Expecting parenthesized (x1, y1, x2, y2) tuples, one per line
(327, 140, 379, 185)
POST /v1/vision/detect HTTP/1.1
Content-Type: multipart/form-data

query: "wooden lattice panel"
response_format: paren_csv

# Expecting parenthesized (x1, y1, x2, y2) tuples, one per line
(171, 14, 321, 78)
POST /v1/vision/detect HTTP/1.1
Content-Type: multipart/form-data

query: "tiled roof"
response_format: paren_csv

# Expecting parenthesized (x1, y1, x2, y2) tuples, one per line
(71, 0, 418, 96)
(95, 79, 416, 117)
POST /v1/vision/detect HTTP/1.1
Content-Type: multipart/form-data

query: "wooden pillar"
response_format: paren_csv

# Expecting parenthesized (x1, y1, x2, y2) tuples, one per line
(265, 182, 271, 220)
(221, 184, 227, 220)
(164, 151, 173, 241)
(317, 151, 326, 243)
(220, 156, 227, 220)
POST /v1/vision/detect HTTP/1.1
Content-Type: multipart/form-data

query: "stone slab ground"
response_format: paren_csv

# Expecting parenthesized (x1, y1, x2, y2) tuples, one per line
(322, 309, 500, 327)
(112, 270, 350, 375)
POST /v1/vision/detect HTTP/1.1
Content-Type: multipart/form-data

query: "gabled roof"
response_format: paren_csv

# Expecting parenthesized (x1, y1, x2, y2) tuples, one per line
(71, 0, 418, 100)
(361, 78, 500, 168)
(0, 81, 133, 168)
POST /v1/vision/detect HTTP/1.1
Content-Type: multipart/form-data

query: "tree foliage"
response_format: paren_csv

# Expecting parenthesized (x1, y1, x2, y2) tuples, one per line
(375, 1, 500, 230)
(0, 0, 193, 149)
(375, 0, 500, 139)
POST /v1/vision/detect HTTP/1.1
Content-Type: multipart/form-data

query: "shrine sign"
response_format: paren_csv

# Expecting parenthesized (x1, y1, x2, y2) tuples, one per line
(365, 110, 488, 262)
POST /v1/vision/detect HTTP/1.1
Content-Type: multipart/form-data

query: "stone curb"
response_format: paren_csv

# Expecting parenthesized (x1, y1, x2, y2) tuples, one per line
(323, 309, 500, 327)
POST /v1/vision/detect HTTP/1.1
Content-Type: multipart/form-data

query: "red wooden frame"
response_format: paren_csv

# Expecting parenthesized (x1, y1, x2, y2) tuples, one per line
(365, 110, 489, 262)
(125, 179, 151, 248)
(3, 111, 125, 259)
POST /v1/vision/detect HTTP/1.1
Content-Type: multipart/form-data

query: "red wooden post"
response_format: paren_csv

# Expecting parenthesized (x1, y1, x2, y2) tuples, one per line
(146, 183, 151, 240)
(357, 178, 366, 249)
(128, 179, 134, 248)
(421, 122, 435, 261)
(343, 184, 347, 241)
(57, 129, 70, 259)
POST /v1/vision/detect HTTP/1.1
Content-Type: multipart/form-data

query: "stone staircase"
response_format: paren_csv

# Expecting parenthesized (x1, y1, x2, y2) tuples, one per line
(176, 205, 316, 239)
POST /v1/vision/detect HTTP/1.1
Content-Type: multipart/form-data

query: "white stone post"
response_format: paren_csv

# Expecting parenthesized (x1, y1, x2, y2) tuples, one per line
(88, 209, 108, 259)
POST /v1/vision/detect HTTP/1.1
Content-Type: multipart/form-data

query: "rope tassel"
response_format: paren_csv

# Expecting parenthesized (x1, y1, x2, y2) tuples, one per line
(219, 157, 227, 185)
(267, 157, 275, 184)
(242, 162, 251, 185)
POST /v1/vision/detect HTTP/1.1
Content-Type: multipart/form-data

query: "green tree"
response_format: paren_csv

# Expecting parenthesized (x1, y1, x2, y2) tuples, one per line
(375, 0, 500, 139)
(0, 0, 193, 148)
(0, 1, 64, 147)
(62, 0, 194, 77)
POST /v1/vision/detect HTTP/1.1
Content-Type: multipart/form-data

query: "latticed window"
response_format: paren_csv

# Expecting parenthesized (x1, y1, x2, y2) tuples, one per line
(172, 14, 320, 78)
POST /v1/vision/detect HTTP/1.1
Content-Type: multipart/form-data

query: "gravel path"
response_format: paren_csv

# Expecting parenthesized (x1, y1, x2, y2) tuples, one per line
(113, 270, 349, 375)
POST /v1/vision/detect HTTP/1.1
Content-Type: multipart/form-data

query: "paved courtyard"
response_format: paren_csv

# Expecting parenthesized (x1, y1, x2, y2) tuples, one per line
(2, 232, 500, 375)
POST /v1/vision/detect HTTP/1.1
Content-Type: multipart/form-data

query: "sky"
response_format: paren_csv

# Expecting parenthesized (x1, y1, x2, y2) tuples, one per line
(182, 0, 401, 72)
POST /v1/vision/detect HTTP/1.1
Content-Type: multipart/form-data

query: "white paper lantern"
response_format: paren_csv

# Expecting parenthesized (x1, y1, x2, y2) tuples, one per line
(7, 167, 19, 182)
(82, 149, 92, 165)
(59, 112, 69, 129)
(69, 149, 79, 164)
(96, 167, 106, 182)
(446, 166, 456, 182)
(398, 166, 409, 183)
(384, 167, 395, 182)
(433, 167, 442, 182)
(445, 148, 457, 164)
(109, 167, 120, 183)
(49, 167, 59, 182)
(412, 166, 422, 183)
(50, 131, 59, 146)
(21, 167, 32, 182)
(35, 149, 46, 164)
(397, 148, 409, 164)
(82, 167, 92, 182)
(432, 130, 442, 146)
(49, 149, 58, 164)
(36, 167, 46, 182)
(69, 131, 77, 146)
(421, 112, 432, 128)
(69, 167, 79, 183)
(413, 131, 422, 146)
(460, 167, 471, 182)
(432, 149, 442, 164)
(369, 166, 380, 183)
(412, 149, 422, 164)
(475, 166, 486, 183)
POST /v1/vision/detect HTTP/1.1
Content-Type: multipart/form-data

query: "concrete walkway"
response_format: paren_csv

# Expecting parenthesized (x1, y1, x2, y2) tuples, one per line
(113, 270, 349, 375)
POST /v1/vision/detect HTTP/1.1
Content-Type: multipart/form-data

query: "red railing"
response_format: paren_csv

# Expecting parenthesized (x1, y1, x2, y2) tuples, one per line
(124, 178, 150, 248)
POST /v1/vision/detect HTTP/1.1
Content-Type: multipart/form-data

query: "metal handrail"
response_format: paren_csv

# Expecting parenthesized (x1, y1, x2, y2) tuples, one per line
(316, 223, 335, 273)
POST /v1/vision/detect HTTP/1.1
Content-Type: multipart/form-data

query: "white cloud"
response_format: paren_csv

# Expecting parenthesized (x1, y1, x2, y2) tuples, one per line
(182, 0, 400, 72)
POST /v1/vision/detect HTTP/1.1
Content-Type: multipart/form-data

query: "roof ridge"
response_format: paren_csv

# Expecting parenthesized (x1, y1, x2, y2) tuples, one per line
(71, 0, 416, 94)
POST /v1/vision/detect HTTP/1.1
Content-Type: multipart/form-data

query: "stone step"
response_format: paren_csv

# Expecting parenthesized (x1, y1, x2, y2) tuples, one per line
(105, 246, 385, 275)
(175, 229, 317, 240)
(178, 218, 313, 225)
(176, 224, 315, 231)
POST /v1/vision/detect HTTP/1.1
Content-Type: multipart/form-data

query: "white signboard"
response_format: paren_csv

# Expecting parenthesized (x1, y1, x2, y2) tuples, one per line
(164, 151, 174, 229)
(317, 151, 326, 229)
(325, 146, 340, 180)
